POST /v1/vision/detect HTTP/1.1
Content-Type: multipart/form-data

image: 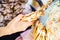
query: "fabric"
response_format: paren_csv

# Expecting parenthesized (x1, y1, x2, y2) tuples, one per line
(15, 29, 33, 40)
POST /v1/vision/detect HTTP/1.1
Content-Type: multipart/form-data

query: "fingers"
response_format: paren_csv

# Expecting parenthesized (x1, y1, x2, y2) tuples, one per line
(12, 14, 24, 22)
(27, 21, 33, 26)
(7, 14, 24, 25)
(23, 21, 34, 29)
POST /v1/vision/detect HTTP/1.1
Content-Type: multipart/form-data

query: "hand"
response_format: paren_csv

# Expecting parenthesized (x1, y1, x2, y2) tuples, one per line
(6, 14, 33, 33)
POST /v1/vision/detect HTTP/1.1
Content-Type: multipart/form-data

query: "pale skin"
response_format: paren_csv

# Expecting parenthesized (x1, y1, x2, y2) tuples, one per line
(0, 14, 33, 37)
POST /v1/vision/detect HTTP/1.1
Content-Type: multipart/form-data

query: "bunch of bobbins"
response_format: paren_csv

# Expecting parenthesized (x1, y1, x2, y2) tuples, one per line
(21, 0, 54, 40)
(31, 0, 54, 40)
(0, 0, 28, 27)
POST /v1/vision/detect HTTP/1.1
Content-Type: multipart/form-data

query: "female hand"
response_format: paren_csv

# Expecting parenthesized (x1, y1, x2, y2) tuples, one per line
(6, 14, 33, 33)
(0, 14, 34, 37)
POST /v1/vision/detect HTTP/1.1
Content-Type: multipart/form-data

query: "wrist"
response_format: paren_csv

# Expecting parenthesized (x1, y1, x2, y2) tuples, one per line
(0, 27, 7, 37)
(0, 26, 17, 37)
